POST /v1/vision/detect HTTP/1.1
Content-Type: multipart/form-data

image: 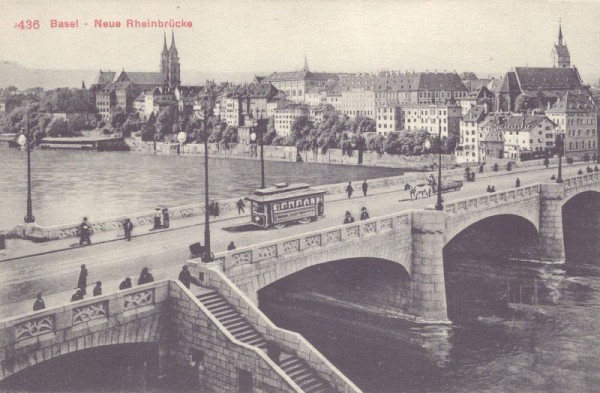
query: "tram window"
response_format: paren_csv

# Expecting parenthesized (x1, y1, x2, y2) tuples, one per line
(282, 202, 288, 209)
(274, 204, 279, 211)
(256, 204, 264, 213)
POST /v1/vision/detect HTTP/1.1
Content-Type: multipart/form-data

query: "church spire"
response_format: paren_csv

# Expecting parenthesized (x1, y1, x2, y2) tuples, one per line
(170, 30, 177, 52)
(558, 19, 563, 45)
(162, 31, 168, 52)
(303, 53, 309, 72)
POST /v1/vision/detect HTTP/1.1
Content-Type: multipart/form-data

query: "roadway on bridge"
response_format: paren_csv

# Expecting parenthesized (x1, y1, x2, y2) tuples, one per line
(0, 165, 588, 317)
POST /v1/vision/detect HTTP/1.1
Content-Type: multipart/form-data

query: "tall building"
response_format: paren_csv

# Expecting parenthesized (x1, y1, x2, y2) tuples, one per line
(552, 21, 570, 68)
(546, 90, 597, 159)
(264, 56, 339, 103)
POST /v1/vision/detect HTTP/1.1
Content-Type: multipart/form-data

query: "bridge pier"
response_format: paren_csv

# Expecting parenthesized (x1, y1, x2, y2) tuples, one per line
(538, 184, 566, 262)
(409, 211, 449, 323)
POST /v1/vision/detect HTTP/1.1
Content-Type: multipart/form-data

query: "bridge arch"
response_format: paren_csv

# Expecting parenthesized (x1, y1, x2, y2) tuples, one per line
(258, 257, 413, 319)
(0, 312, 163, 383)
(0, 342, 160, 390)
(444, 213, 540, 260)
(445, 210, 539, 247)
(562, 189, 600, 208)
(226, 225, 414, 306)
(562, 190, 600, 265)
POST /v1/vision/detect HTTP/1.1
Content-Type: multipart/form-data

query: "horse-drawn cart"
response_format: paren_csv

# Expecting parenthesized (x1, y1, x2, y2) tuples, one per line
(433, 179, 463, 193)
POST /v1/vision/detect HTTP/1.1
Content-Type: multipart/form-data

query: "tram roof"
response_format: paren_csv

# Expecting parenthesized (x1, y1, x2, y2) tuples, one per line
(246, 183, 325, 202)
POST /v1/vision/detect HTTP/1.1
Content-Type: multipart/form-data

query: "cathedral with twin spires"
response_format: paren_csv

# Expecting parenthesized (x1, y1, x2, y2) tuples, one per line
(160, 31, 181, 89)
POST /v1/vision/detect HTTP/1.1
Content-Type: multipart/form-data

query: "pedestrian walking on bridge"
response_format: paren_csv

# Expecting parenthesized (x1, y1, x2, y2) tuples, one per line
(515, 178, 521, 188)
(179, 266, 192, 289)
(138, 267, 154, 285)
(237, 199, 246, 214)
(70, 288, 84, 302)
(93, 281, 102, 296)
(123, 218, 134, 241)
(360, 207, 370, 221)
(79, 217, 91, 245)
(162, 208, 170, 228)
(346, 182, 354, 199)
(77, 264, 88, 295)
(362, 180, 368, 197)
(119, 277, 132, 290)
(227, 241, 236, 251)
(33, 293, 45, 311)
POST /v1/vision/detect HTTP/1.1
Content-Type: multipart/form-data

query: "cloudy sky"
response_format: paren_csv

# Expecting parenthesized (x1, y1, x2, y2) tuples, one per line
(1, 0, 600, 81)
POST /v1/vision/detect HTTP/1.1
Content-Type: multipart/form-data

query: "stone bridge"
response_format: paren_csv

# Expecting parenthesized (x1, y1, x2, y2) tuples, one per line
(0, 280, 360, 392)
(190, 173, 600, 323)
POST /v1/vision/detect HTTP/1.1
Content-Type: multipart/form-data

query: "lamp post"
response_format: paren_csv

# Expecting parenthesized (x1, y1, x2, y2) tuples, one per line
(435, 119, 443, 210)
(250, 120, 265, 189)
(17, 113, 35, 223)
(202, 105, 213, 262)
(556, 133, 564, 183)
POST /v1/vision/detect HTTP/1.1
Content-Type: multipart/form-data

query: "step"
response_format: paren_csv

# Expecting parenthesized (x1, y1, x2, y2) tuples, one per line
(289, 368, 313, 380)
(212, 309, 237, 318)
(245, 337, 268, 347)
(302, 378, 325, 390)
(203, 298, 227, 307)
(229, 325, 253, 335)
(197, 293, 219, 301)
(235, 331, 260, 342)
(207, 304, 231, 313)
(220, 315, 243, 324)
(223, 320, 247, 330)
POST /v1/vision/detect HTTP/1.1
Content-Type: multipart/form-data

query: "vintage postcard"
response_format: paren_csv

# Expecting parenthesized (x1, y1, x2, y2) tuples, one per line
(0, 0, 599, 392)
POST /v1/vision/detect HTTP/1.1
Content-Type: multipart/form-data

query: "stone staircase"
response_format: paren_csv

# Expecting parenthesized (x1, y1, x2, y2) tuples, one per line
(197, 291, 336, 393)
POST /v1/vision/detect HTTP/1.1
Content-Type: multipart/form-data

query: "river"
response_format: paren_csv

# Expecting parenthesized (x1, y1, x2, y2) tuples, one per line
(0, 149, 403, 228)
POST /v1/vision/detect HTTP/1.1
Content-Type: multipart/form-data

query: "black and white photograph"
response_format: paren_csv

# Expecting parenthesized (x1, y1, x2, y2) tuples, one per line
(0, 0, 600, 392)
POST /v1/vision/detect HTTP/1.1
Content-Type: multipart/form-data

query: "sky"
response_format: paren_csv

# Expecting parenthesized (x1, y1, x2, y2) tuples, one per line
(1, 0, 600, 81)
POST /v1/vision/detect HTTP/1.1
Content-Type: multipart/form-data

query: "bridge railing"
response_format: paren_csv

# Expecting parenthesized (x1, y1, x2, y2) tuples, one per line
(0, 280, 168, 382)
(441, 184, 541, 217)
(563, 172, 600, 188)
(203, 211, 413, 273)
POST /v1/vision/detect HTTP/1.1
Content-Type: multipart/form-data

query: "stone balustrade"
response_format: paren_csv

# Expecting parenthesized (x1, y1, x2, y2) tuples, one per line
(563, 172, 600, 188)
(442, 184, 541, 217)
(0, 281, 168, 382)
(207, 211, 411, 273)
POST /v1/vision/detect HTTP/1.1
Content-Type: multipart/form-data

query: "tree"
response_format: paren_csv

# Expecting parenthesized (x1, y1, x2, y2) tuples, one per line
(141, 123, 156, 141)
(46, 118, 69, 137)
(222, 126, 238, 144)
(155, 105, 177, 138)
(68, 114, 88, 134)
(367, 134, 385, 155)
(111, 109, 127, 129)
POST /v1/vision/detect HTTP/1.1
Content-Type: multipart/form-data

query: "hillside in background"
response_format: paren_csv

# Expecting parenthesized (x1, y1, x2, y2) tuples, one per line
(0, 61, 257, 89)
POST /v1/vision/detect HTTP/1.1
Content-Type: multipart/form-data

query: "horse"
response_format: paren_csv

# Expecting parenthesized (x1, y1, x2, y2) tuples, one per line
(410, 184, 432, 200)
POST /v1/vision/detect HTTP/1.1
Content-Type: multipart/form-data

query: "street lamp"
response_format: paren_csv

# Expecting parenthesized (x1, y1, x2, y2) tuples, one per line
(17, 113, 35, 223)
(250, 121, 266, 189)
(201, 104, 213, 262)
(556, 133, 564, 183)
(434, 119, 444, 210)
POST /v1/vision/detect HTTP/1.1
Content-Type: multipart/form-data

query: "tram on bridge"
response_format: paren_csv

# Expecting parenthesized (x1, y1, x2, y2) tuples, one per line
(245, 183, 326, 229)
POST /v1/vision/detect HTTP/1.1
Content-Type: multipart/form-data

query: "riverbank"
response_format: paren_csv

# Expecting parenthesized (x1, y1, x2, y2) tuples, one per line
(126, 137, 458, 170)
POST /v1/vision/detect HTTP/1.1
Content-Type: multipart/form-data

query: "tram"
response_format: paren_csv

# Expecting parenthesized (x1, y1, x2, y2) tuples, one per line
(245, 183, 326, 229)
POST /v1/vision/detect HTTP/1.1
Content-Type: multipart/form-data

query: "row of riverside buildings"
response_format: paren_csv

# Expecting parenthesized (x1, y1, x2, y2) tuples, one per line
(88, 23, 598, 161)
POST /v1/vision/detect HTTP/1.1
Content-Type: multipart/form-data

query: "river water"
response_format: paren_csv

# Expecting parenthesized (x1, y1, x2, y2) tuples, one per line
(0, 149, 403, 228)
